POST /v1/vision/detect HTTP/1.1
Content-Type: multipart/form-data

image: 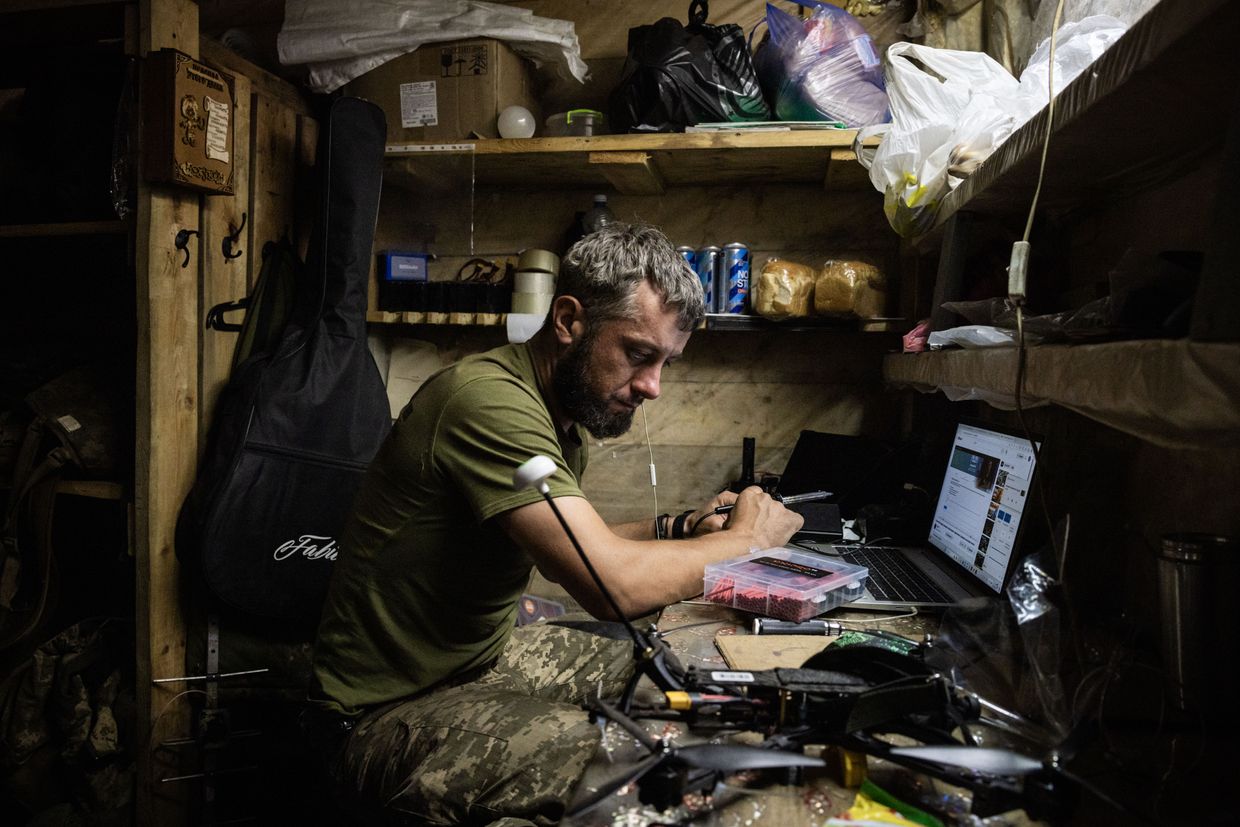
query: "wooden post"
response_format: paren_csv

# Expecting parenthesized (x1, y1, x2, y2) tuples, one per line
(135, 1, 198, 824)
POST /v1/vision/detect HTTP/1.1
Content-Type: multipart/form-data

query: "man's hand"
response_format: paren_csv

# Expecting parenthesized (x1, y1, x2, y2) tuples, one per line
(685, 490, 737, 536)
(722, 486, 803, 550)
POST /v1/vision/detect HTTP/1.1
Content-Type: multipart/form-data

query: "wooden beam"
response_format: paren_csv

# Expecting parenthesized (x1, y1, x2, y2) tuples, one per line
(247, 95, 298, 287)
(54, 480, 126, 499)
(824, 148, 871, 190)
(588, 150, 665, 195)
(136, 2, 198, 825)
(201, 37, 312, 117)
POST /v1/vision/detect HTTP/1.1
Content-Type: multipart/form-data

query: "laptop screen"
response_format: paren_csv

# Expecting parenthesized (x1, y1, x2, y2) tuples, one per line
(928, 422, 1040, 593)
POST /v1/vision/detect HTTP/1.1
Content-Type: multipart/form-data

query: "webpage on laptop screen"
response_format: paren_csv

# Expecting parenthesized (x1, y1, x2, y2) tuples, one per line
(928, 424, 1038, 593)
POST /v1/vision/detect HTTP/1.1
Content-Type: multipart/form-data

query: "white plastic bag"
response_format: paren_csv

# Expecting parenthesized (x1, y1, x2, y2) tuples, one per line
(856, 15, 1128, 238)
(856, 42, 1020, 237)
(278, 0, 588, 93)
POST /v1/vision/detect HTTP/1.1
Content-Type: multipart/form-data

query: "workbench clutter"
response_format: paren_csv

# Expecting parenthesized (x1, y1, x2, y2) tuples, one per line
(141, 48, 236, 194)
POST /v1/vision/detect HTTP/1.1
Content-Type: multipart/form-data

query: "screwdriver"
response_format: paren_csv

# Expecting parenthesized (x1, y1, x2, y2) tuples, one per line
(712, 489, 832, 516)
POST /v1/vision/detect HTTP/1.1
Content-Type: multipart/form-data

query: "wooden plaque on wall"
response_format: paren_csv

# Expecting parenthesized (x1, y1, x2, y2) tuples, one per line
(141, 48, 235, 194)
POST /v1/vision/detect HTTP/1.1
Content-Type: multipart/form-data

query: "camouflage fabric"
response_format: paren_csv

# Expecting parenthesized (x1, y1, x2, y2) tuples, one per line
(0, 619, 134, 824)
(332, 617, 634, 826)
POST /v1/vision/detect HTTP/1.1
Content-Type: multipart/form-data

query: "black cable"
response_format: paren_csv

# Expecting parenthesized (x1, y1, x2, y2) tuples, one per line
(660, 620, 735, 636)
(540, 492, 646, 651)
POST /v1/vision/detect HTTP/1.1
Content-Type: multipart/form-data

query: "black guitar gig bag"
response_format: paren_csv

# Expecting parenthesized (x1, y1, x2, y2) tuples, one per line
(176, 97, 391, 624)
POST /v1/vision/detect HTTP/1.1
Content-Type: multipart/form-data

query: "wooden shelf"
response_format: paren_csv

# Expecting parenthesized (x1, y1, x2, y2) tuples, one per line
(914, 0, 1240, 247)
(55, 479, 127, 500)
(0, 220, 131, 238)
(383, 130, 873, 194)
(2, 479, 128, 501)
(883, 339, 1240, 448)
(701, 313, 904, 333)
(367, 311, 507, 327)
(367, 310, 901, 333)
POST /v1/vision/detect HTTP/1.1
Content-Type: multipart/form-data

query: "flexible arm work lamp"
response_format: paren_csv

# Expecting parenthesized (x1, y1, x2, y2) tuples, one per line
(513, 455, 686, 702)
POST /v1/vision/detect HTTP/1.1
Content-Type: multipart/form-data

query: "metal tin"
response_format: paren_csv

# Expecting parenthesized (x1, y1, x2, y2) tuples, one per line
(722, 243, 750, 314)
(694, 246, 720, 313)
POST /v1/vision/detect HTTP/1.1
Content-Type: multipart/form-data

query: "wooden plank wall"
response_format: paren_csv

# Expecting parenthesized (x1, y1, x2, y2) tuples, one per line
(374, 180, 904, 523)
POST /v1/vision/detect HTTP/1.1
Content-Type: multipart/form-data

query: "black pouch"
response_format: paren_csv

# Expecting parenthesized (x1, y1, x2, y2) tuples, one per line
(609, 0, 771, 133)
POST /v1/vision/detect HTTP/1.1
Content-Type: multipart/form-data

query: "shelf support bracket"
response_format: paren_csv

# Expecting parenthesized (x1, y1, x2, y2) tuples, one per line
(588, 151, 665, 195)
(824, 148, 869, 190)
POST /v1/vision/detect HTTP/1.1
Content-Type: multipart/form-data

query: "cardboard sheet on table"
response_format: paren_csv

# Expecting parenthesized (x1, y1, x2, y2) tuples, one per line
(715, 633, 834, 671)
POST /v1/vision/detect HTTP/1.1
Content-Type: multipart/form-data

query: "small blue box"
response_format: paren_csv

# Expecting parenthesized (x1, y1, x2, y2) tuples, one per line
(382, 251, 429, 282)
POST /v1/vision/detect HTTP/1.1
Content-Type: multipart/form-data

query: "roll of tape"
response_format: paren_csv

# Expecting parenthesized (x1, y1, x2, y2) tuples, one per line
(514, 270, 556, 294)
(511, 292, 553, 316)
(518, 248, 559, 275)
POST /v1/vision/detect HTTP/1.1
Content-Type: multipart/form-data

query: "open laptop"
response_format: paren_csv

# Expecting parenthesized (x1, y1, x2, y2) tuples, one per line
(775, 430, 909, 537)
(792, 420, 1041, 611)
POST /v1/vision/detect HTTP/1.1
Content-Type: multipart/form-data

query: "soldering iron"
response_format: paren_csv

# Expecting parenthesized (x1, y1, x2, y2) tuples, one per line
(712, 489, 832, 516)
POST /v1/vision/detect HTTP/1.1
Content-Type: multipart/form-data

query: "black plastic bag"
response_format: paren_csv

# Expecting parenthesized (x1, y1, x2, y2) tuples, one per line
(610, 0, 771, 133)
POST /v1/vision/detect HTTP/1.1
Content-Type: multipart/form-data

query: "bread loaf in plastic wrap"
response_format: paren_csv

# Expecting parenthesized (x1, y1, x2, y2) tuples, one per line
(814, 260, 886, 318)
(752, 258, 816, 320)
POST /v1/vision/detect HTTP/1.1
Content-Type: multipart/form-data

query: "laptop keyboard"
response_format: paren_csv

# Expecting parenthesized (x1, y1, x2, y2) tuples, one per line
(839, 546, 952, 604)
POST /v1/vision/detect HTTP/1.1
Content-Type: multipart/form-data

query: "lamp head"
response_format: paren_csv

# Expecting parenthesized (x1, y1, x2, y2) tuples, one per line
(514, 455, 557, 495)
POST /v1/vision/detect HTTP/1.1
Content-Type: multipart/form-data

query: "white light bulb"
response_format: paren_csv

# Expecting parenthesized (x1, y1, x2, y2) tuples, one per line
(497, 105, 535, 139)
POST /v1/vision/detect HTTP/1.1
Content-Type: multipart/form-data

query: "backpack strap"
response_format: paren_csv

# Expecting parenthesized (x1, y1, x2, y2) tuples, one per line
(0, 416, 67, 648)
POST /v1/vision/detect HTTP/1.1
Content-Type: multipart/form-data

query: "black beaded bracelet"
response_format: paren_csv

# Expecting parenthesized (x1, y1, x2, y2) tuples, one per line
(656, 513, 670, 539)
(671, 509, 695, 540)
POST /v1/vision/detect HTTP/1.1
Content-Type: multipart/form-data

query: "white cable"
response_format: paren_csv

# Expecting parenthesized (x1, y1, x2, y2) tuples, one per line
(1021, 0, 1066, 246)
(640, 403, 660, 537)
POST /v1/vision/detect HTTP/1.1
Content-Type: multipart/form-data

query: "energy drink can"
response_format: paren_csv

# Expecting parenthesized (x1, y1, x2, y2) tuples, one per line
(695, 246, 720, 312)
(722, 243, 750, 314)
(675, 245, 697, 271)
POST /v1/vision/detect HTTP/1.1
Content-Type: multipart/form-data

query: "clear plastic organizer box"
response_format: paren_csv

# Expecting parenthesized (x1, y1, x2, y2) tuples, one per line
(703, 546, 869, 621)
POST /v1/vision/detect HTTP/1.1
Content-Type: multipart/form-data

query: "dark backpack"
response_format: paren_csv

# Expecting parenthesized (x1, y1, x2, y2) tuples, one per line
(175, 97, 392, 625)
(0, 367, 122, 649)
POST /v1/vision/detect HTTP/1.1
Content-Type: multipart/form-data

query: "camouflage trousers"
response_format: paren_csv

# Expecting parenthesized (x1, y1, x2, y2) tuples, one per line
(331, 618, 635, 826)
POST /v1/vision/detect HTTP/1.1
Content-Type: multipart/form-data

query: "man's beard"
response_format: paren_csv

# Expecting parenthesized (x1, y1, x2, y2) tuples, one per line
(552, 331, 636, 439)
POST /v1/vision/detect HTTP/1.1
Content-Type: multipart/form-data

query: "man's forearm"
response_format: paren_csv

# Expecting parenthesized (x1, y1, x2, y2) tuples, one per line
(610, 517, 660, 541)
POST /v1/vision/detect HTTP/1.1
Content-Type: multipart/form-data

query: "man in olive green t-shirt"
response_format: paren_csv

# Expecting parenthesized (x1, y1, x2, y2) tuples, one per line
(306, 223, 803, 826)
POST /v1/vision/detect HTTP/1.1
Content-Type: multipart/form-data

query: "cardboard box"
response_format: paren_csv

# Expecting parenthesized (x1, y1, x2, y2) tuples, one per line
(142, 48, 235, 194)
(346, 39, 539, 144)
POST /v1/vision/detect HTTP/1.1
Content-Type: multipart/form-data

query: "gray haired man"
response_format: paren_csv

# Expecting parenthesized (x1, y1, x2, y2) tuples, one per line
(305, 222, 803, 825)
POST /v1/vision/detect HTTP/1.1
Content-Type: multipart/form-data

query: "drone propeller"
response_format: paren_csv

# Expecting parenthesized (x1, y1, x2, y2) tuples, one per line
(675, 742, 828, 773)
(567, 698, 825, 817)
(889, 745, 1044, 775)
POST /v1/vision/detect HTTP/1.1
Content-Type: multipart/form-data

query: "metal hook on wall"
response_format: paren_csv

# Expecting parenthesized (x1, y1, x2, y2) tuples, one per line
(222, 212, 247, 260)
(175, 228, 199, 268)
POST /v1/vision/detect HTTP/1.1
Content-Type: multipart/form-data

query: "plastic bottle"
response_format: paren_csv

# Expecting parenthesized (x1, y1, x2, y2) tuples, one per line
(581, 194, 616, 235)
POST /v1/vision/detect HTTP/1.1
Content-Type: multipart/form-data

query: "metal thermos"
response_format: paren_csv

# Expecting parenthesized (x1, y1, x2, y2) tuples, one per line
(1156, 532, 1238, 711)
